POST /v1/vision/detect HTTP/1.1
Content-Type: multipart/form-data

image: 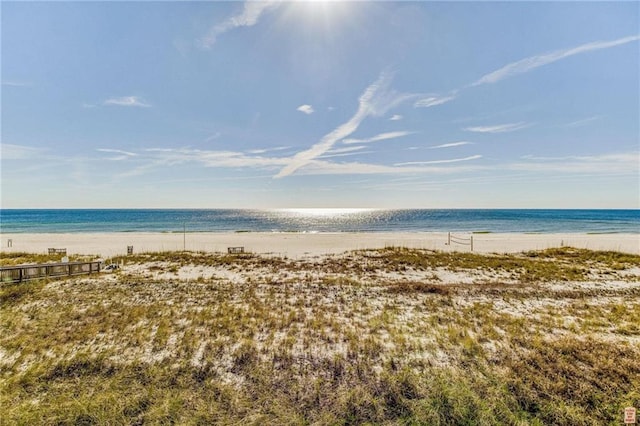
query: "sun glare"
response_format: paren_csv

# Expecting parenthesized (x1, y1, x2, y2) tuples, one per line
(283, 0, 353, 30)
(281, 208, 377, 217)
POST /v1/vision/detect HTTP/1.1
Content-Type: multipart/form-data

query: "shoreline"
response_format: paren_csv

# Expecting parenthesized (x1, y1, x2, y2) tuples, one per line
(1, 231, 639, 257)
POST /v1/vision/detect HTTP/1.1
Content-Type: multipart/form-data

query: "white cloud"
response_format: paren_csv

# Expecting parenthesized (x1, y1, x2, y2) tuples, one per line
(97, 148, 137, 156)
(464, 122, 530, 133)
(319, 146, 371, 159)
(274, 71, 419, 178)
(114, 145, 488, 180)
(511, 152, 639, 174)
(325, 146, 367, 155)
(472, 35, 640, 86)
(0, 143, 46, 160)
(414, 94, 456, 108)
(563, 115, 603, 128)
(116, 147, 289, 179)
(204, 132, 222, 142)
(429, 141, 473, 149)
(247, 146, 290, 155)
(297, 159, 485, 176)
(200, 0, 281, 48)
(97, 148, 138, 161)
(297, 104, 315, 115)
(2, 80, 32, 87)
(147, 147, 289, 169)
(390, 114, 403, 121)
(104, 96, 151, 107)
(394, 155, 483, 166)
(342, 131, 414, 145)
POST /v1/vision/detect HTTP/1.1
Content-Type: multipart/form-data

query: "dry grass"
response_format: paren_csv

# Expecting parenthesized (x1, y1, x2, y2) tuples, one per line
(0, 251, 97, 266)
(1, 247, 639, 424)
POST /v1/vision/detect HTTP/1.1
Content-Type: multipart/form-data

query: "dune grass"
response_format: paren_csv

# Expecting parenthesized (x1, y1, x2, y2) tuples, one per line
(0, 251, 98, 266)
(1, 247, 639, 424)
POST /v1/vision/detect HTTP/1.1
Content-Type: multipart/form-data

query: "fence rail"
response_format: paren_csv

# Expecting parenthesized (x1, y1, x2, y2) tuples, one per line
(446, 232, 474, 251)
(0, 261, 102, 284)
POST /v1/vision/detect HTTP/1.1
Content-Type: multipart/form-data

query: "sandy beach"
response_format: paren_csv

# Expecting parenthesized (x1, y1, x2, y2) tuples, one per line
(1, 231, 638, 258)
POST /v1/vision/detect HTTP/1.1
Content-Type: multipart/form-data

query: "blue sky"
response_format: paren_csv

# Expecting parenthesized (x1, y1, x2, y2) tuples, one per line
(1, 1, 638, 208)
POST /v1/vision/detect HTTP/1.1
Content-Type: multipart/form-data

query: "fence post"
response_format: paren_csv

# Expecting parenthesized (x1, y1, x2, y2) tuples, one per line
(448, 232, 451, 245)
(471, 236, 473, 252)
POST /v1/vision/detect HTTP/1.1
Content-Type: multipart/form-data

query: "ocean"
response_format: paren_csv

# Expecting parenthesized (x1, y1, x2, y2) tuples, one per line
(0, 209, 638, 234)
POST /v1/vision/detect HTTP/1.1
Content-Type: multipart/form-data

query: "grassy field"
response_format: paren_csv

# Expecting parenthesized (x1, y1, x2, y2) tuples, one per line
(1, 247, 639, 425)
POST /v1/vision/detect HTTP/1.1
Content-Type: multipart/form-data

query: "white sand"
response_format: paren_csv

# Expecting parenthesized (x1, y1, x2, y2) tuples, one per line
(1, 232, 638, 258)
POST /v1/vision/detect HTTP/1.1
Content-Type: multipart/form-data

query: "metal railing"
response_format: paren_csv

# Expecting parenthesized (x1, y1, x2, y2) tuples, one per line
(446, 232, 474, 251)
(0, 261, 102, 284)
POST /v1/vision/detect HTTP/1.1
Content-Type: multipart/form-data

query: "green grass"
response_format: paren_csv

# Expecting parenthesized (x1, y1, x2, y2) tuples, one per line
(1, 247, 639, 424)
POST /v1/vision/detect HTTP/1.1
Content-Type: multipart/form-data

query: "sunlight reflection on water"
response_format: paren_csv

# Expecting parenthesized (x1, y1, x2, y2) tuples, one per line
(278, 208, 378, 217)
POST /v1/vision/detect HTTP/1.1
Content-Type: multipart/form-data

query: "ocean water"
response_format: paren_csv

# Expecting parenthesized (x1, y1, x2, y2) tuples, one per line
(0, 209, 638, 234)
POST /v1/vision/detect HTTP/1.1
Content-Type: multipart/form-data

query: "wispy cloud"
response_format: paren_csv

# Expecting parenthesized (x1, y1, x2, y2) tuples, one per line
(326, 146, 367, 155)
(274, 71, 418, 178)
(0, 143, 46, 160)
(147, 148, 288, 168)
(563, 115, 603, 128)
(512, 152, 639, 174)
(342, 131, 414, 145)
(200, 0, 281, 48)
(102, 146, 639, 181)
(247, 146, 290, 155)
(97, 148, 138, 161)
(394, 155, 483, 166)
(297, 104, 314, 115)
(472, 35, 640, 86)
(116, 147, 289, 179)
(297, 159, 486, 176)
(318, 146, 369, 159)
(390, 114, 403, 121)
(2, 80, 32, 87)
(97, 148, 137, 156)
(429, 141, 473, 149)
(464, 122, 530, 133)
(414, 93, 456, 108)
(204, 132, 222, 143)
(104, 96, 151, 108)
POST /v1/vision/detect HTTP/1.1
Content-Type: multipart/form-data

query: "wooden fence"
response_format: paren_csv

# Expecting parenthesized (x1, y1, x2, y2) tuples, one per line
(0, 261, 102, 284)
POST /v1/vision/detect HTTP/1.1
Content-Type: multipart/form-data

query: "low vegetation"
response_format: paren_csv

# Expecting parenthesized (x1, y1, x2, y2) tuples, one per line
(1, 247, 639, 424)
(0, 251, 97, 266)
